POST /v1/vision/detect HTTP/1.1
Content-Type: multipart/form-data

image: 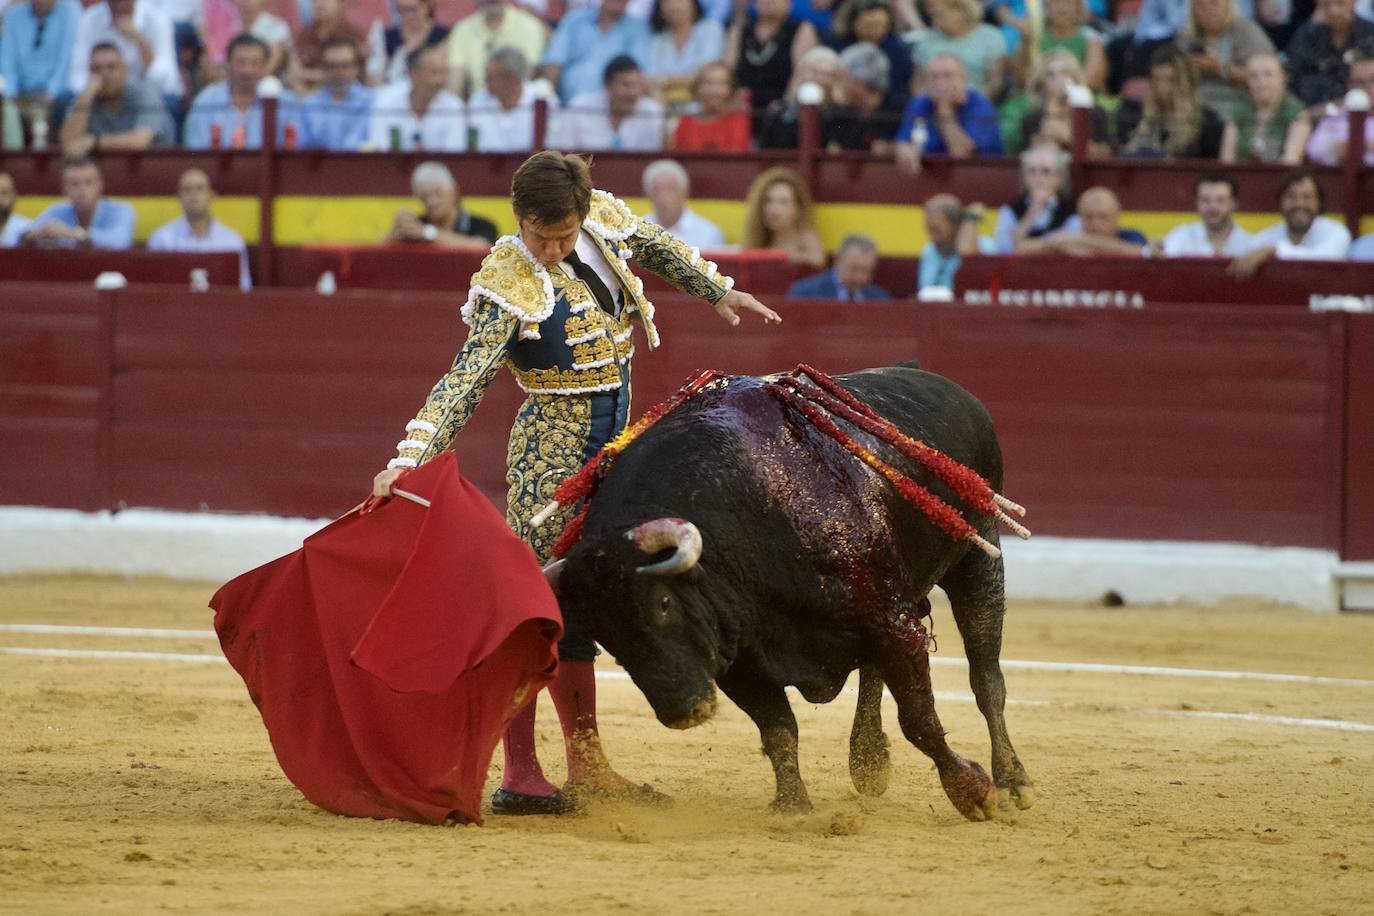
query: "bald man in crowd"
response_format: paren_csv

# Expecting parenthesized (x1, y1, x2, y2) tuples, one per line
(1016, 187, 1149, 257)
(147, 168, 252, 290)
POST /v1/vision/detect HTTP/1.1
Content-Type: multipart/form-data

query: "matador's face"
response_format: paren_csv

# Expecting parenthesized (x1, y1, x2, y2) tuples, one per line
(519, 212, 582, 269)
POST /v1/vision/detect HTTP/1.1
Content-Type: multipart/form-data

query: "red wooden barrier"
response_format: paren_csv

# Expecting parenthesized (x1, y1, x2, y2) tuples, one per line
(955, 255, 1374, 307)
(0, 249, 242, 287)
(2, 284, 1370, 563)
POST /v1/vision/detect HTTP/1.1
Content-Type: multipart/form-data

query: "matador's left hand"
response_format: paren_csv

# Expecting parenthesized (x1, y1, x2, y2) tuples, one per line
(714, 289, 782, 327)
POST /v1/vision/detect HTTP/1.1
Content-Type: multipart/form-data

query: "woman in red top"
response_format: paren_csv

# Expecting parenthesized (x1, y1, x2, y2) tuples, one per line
(671, 61, 752, 152)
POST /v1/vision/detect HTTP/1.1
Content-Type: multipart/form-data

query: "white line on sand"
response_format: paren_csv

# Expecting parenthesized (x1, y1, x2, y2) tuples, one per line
(4, 646, 1373, 734)
(2, 623, 1370, 688)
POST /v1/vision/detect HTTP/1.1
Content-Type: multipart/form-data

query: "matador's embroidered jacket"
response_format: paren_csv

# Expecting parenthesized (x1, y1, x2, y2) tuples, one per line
(388, 190, 735, 562)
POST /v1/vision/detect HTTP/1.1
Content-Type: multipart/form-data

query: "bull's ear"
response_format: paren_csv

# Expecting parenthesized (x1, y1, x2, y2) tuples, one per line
(542, 559, 566, 594)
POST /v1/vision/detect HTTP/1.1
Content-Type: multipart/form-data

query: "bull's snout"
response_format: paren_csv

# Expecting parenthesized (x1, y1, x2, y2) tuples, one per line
(666, 691, 718, 729)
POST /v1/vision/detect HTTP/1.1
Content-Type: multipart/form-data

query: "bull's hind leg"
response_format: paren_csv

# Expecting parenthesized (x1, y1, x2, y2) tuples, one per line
(717, 667, 811, 814)
(877, 620, 995, 821)
(849, 665, 890, 796)
(938, 544, 1034, 811)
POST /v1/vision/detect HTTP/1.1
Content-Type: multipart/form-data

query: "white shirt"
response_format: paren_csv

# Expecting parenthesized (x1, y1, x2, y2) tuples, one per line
(648, 207, 725, 251)
(69, 0, 182, 96)
(555, 90, 664, 152)
(1, 212, 32, 248)
(467, 83, 550, 153)
(559, 230, 628, 312)
(147, 215, 252, 291)
(147, 0, 202, 24)
(368, 81, 468, 152)
(1160, 221, 1254, 258)
(1250, 216, 1353, 261)
(1348, 233, 1374, 261)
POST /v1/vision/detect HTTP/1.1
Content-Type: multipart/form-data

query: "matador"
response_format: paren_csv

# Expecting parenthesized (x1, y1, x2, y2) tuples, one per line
(372, 151, 781, 815)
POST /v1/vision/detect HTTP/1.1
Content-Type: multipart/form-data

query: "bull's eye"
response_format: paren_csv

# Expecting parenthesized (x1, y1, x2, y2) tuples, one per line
(660, 595, 671, 611)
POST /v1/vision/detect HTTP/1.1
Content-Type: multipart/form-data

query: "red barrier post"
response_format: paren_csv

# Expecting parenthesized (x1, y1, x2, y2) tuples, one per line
(1342, 101, 1368, 238)
(1068, 86, 1092, 194)
(533, 97, 548, 150)
(258, 92, 279, 287)
(798, 101, 820, 193)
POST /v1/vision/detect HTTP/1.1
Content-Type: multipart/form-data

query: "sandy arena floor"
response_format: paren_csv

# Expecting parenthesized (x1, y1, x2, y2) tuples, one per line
(0, 575, 1371, 916)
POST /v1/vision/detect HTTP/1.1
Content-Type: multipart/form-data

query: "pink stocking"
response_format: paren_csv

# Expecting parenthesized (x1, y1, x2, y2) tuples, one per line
(499, 694, 559, 796)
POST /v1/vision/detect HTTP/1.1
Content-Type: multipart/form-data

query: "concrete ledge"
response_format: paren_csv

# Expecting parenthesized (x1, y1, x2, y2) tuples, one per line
(0, 506, 1343, 611)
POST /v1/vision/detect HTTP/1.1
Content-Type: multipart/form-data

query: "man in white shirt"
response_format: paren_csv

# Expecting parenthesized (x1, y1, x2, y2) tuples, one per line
(147, 168, 252, 291)
(68, 0, 181, 98)
(641, 158, 725, 250)
(467, 46, 551, 153)
(368, 43, 467, 152)
(555, 54, 663, 151)
(1349, 233, 1374, 260)
(1160, 173, 1253, 258)
(0, 170, 32, 247)
(1229, 168, 1353, 277)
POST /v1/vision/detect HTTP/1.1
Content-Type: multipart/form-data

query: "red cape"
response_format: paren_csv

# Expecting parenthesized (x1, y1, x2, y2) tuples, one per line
(210, 452, 562, 825)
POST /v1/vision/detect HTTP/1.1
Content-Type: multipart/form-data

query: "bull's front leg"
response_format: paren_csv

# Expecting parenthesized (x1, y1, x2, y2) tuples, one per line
(876, 617, 996, 822)
(716, 668, 811, 814)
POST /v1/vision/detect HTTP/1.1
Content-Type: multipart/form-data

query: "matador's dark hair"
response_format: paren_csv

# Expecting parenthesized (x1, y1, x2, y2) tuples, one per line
(511, 151, 593, 226)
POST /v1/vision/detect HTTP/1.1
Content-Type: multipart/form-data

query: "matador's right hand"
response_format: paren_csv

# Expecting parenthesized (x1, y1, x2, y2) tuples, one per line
(372, 467, 405, 498)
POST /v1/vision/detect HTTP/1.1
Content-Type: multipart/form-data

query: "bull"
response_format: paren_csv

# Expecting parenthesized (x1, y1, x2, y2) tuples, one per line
(545, 366, 1034, 821)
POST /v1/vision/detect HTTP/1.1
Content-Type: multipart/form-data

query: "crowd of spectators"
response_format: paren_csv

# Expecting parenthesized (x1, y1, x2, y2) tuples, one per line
(0, 0, 1369, 162)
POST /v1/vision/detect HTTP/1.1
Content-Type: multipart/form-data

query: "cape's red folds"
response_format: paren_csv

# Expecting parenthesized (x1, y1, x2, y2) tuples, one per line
(210, 453, 562, 825)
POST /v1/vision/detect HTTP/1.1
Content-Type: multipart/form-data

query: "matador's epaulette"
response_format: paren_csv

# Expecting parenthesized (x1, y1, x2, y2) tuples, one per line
(462, 236, 556, 332)
(584, 190, 639, 241)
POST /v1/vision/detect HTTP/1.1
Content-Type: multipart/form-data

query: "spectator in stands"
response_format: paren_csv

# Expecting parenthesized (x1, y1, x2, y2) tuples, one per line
(918, 194, 995, 293)
(1011, 49, 1112, 156)
(1, 99, 19, 150)
(726, 0, 819, 128)
(556, 54, 665, 150)
(21, 156, 135, 249)
(1229, 168, 1353, 275)
(379, 0, 450, 87)
(58, 42, 175, 155)
(1176, 0, 1274, 121)
(1304, 51, 1374, 167)
(645, 0, 725, 106)
(1219, 52, 1310, 163)
(1017, 186, 1149, 256)
(741, 165, 825, 267)
(184, 34, 297, 149)
(147, 167, 251, 290)
(541, 0, 650, 104)
(821, 41, 904, 151)
(232, 0, 289, 77)
(1159, 171, 1253, 256)
(69, 0, 182, 99)
(910, 0, 1008, 101)
(385, 161, 499, 246)
(448, 0, 548, 99)
(468, 46, 548, 152)
(1013, 0, 1105, 92)
(670, 60, 751, 151)
(642, 158, 725, 249)
(787, 233, 890, 300)
(893, 53, 1003, 175)
(829, 0, 913, 102)
(1349, 232, 1374, 260)
(756, 44, 842, 148)
(0, 0, 80, 132)
(368, 44, 467, 151)
(1117, 46, 1224, 159)
(993, 145, 1076, 253)
(299, 36, 374, 151)
(0, 171, 32, 247)
(1286, 0, 1374, 110)
(291, 0, 364, 95)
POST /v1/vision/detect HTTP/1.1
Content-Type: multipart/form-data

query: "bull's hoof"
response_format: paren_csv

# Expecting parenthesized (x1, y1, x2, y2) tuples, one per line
(848, 733, 891, 797)
(1003, 783, 1035, 810)
(769, 793, 813, 815)
(939, 759, 996, 822)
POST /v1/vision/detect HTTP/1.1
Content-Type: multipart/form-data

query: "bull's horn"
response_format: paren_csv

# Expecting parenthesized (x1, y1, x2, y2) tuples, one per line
(543, 558, 566, 594)
(627, 518, 702, 576)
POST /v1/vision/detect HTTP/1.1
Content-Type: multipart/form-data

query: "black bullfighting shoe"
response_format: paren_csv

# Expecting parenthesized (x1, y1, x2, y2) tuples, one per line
(563, 781, 673, 808)
(489, 788, 579, 816)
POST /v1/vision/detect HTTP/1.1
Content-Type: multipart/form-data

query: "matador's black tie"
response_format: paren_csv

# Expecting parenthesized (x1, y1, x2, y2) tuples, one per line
(565, 250, 621, 317)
